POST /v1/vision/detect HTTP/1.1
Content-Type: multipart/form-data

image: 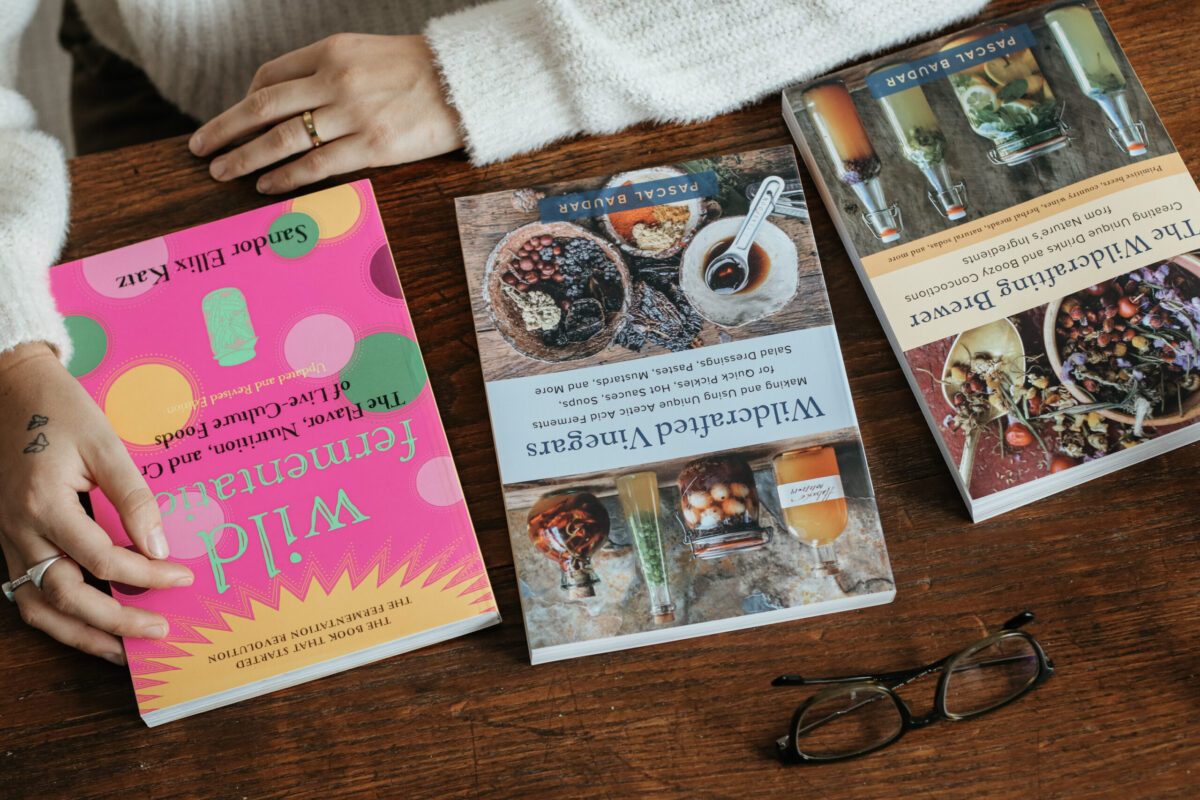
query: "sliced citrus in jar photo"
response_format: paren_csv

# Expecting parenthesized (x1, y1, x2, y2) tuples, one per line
(1000, 100, 1038, 127)
(961, 82, 998, 112)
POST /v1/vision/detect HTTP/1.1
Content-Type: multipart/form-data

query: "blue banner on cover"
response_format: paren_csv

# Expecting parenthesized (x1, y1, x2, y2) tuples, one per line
(865, 24, 1039, 99)
(538, 171, 719, 222)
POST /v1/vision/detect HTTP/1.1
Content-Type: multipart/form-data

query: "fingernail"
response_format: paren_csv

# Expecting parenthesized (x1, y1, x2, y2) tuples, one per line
(147, 526, 169, 559)
(256, 176, 273, 193)
(140, 623, 168, 639)
(211, 158, 228, 180)
(189, 132, 204, 154)
(102, 652, 125, 666)
(171, 571, 194, 587)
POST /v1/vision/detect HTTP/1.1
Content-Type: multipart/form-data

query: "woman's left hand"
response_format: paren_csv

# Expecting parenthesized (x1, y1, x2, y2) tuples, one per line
(189, 34, 462, 194)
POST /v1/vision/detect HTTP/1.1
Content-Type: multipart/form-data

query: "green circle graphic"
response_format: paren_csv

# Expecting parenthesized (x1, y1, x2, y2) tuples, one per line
(268, 212, 319, 258)
(340, 333, 427, 414)
(64, 315, 107, 376)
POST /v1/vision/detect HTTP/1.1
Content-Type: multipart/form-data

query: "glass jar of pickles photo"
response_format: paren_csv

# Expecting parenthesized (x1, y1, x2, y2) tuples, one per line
(676, 456, 769, 559)
(527, 489, 610, 598)
(942, 24, 1068, 166)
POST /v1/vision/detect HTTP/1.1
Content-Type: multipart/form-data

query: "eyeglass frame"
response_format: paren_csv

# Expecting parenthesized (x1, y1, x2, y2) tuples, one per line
(773, 611, 1055, 764)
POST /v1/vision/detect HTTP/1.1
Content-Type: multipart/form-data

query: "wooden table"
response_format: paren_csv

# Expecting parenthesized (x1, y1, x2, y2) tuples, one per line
(5, 1, 1198, 796)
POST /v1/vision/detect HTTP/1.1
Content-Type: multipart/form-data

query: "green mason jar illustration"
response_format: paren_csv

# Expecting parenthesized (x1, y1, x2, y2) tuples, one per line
(202, 287, 258, 366)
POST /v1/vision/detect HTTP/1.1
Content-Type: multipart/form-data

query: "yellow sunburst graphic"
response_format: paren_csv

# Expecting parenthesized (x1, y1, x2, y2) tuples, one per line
(137, 561, 492, 712)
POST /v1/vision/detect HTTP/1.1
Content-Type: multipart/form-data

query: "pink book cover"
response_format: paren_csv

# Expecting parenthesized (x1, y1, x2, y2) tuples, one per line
(49, 180, 498, 725)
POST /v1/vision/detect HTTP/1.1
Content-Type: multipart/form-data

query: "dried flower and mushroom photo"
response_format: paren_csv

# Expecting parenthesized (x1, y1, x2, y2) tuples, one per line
(908, 251, 1200, 496)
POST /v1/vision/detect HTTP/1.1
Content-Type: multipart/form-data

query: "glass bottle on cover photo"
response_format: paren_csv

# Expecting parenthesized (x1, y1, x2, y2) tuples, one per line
(615, 472, 675, 624)
(676, 455, 769, 559)
(871, 67, 968, 221)
(527, 489, 610, 598)
(802, 80, 903, 243)
(1045, 3, 1147, 156)
(771, 446, 849, 577)
(942, 24, 1069, 166)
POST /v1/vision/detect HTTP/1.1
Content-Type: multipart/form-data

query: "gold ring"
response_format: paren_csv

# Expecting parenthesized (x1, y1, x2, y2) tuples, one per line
(302, 110, 323, 148)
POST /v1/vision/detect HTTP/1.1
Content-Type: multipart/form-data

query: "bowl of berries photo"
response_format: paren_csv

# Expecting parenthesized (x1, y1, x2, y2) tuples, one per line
(1044, 254, 1200, 426)
(484, 221, 631, 362)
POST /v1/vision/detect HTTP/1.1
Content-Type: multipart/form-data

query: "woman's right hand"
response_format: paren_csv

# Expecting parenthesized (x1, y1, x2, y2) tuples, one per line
(0, 342, 193, 664)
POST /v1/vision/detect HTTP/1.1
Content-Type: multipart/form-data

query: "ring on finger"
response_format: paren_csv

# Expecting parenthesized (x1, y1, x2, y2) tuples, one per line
(3, 553, 69, 602)
(302, 109, 323, 148)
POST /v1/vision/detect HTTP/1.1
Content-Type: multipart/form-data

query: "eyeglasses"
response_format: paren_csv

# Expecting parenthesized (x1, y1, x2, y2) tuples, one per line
(773, 611, 1054, 763)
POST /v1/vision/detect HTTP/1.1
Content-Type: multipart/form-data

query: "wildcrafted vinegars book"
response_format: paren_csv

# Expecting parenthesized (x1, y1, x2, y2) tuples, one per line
(783, 1, 1200, 521)
(453, 146, 894, 664)
(50, 181, 498, 725)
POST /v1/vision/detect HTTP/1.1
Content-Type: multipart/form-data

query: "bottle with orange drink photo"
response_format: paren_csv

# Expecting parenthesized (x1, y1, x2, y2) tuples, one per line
(801, 80, 903, 243)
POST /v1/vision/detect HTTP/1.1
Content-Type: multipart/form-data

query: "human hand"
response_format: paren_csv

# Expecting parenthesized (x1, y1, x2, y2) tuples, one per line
(0, 343, 193, 664)
(189, 34, 463, 194)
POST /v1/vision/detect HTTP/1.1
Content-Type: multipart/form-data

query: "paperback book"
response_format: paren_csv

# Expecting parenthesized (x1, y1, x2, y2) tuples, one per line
(50, 181, 498, 725)
(454, 146, 894, 664)
(783, 1, 1200, 520)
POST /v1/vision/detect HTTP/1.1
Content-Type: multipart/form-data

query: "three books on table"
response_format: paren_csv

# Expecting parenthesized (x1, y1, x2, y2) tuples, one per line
(48, 0, 1200, 721)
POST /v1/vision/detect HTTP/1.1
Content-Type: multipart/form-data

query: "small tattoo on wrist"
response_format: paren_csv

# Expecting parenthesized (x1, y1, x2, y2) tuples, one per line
(23, 433, 49, 454)
(27, 414, 48, 430)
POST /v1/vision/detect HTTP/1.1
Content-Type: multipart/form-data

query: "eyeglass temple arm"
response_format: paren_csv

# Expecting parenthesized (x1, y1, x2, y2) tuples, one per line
(1003, 611, 1035, 630)
(772, 656, 950, 688)
(771, 612, 1038, 687)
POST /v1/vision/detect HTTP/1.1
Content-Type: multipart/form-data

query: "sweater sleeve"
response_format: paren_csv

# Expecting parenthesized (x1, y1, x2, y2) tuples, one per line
(426, 0, 989, 165)
(0, 0, 72, 361)
(0, 0, 71, 362)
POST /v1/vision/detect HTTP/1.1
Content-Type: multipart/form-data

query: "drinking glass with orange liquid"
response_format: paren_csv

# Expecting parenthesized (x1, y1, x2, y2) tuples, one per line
(772, 446, 848, 576)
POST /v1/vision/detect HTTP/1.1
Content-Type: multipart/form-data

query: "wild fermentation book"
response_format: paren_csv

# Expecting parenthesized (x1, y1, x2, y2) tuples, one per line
(783, 1, 1200, 521)
(50, 180, 498, 725)
(453, 146, 894, 664)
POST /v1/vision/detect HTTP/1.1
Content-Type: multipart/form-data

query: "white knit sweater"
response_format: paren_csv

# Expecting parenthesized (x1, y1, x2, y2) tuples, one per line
(1, 0, 988, 362)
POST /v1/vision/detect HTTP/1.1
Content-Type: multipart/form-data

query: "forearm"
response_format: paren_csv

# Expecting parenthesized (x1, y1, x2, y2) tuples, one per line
(427, 0, 989, 164)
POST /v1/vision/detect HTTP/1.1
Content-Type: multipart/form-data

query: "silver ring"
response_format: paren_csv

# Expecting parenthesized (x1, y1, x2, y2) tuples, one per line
(3, 554, 67, 603)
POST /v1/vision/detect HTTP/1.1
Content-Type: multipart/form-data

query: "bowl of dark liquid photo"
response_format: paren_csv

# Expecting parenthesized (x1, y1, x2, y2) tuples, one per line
(678, 215, 799, 327)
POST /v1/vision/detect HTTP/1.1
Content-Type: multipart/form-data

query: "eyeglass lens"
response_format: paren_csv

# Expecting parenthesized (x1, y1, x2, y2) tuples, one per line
(943, 634, 1040, 717)
(795, 686, 902, 759)
(790, 634, 1043, 759)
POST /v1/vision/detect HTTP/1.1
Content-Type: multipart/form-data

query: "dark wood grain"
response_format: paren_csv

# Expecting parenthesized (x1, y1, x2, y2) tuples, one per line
(4, 1, 1199, 797)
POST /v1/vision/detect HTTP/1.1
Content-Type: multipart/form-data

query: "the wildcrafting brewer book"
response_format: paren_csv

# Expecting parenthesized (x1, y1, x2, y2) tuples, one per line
(49, 180, 498, 725)
(453, 146, 895, 664)
(783, 1, 1200, 521)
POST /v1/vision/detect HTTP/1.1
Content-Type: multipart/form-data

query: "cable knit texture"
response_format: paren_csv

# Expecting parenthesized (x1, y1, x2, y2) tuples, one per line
(427, 0, 989, 163)
(5, 0, 988, 361)
(2, 0, 71, 360)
